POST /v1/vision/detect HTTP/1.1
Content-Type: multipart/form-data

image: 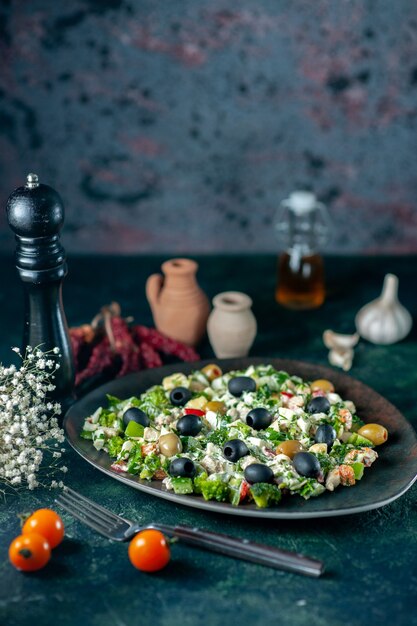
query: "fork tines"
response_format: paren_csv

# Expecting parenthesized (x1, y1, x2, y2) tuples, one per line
(55, 487, 128, 539)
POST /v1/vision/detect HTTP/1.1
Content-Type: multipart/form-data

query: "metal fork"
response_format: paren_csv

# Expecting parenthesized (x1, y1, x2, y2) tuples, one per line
(55, 487, 324, 577)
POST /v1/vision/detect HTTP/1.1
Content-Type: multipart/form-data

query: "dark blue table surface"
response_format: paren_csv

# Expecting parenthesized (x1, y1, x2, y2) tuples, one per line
(0, 254, 416, 626)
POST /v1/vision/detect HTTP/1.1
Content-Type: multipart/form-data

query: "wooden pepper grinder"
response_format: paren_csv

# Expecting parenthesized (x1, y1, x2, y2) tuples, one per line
(6, 173, 75, 406)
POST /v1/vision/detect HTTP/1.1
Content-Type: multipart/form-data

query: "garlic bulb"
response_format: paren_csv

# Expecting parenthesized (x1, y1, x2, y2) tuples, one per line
(355, 273, 412, 345)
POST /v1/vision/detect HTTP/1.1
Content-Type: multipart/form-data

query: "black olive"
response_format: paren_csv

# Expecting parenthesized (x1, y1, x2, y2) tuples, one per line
(228, 376, 257, 397)
(123, 407, 150, 428)
(246, 407, 272, 431)
(169, 386, 192, 407)
(176, 413, 203, 437)
(293, 452, 321, 478)
(306, 396, 331, 415)
(169, 457, 196, 478)
(244, 463, 274, 484)
(223, 439, 249, 463)
(315, 424, 337, 451)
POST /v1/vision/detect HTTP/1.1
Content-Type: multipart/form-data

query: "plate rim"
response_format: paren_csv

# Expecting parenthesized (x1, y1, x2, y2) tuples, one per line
(64, 357, 417, 519)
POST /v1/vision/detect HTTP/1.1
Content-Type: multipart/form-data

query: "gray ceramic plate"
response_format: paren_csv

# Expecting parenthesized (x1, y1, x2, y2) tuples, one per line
(64, 358, 417, 519)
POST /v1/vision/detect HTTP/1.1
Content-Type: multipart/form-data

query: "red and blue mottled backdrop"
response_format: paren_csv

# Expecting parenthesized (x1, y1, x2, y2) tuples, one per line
(1, 0, 416, 254)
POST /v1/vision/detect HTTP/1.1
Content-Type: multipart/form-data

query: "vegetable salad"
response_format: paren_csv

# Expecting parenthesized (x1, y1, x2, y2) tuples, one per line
(80, 364, 387, 508)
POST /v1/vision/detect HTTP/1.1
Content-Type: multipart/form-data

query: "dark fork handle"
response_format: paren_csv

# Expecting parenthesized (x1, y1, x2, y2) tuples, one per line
(152, 524, 324, 577)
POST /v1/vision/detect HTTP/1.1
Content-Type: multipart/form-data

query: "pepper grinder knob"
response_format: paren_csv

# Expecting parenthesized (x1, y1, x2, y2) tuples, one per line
(6, 173, 75, 405)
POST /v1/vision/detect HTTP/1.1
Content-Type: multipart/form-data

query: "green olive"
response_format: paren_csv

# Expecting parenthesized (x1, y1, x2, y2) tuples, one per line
(357, 423, 388, 446)
(205, 400, 227, 415)
(311, 379, 335, 393)
(201, 364, 223, 381)
(159, 433, 182, 457)
(276, 440, 304, 459)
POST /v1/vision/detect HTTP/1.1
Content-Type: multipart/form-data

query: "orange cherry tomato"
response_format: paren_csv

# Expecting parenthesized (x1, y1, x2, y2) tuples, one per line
(128, 529, 171, 572)
(22, 508, 65, 549)
(9, 533, 51, 572)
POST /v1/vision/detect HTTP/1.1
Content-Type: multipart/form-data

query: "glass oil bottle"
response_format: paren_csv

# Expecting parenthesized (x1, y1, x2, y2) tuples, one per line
(275, 191, 330, 310)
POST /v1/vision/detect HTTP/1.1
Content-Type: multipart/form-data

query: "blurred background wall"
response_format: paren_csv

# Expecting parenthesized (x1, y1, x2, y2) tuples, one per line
(0, 0, 416, 254)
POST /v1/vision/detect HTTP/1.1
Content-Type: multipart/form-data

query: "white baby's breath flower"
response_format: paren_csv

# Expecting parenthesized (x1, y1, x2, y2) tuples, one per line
(0, 346, 66, 495)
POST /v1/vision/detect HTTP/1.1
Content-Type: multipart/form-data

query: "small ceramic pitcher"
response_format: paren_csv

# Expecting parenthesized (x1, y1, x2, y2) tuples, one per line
(146, 258, 210, 347)
(207, 291, 257, 358)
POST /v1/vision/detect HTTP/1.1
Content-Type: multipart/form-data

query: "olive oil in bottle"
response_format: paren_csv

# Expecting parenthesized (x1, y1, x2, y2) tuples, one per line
(275, 191, 329, 310)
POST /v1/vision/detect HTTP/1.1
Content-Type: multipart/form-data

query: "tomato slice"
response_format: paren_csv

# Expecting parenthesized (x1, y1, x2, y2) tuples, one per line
(184, 408, 205, 416)
(240, 480, 250, 502)
(280, 391, 294, 399)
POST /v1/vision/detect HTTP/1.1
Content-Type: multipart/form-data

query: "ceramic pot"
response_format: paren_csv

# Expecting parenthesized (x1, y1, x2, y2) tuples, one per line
(207, 291, 257, 358)
(146, 258, 210, 346)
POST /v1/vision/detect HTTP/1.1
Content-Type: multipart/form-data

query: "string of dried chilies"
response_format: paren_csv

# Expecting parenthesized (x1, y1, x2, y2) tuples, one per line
(70, 302, 199, 391)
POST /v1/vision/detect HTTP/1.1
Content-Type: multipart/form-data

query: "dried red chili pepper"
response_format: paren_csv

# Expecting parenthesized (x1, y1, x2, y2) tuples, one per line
(72, 302, 200, 390)
(75, 336, 114, 386)
(106, 314, 141, 378)
(140, 342, 163, 369)
(69, 324, 95, 371)
(117, 345, 140, 378)
(132, 325, 199, 362)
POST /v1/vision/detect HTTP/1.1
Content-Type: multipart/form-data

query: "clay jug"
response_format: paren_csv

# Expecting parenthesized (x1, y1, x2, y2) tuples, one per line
(207, 291, 257, 358)
(146, 258, 210, 346)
